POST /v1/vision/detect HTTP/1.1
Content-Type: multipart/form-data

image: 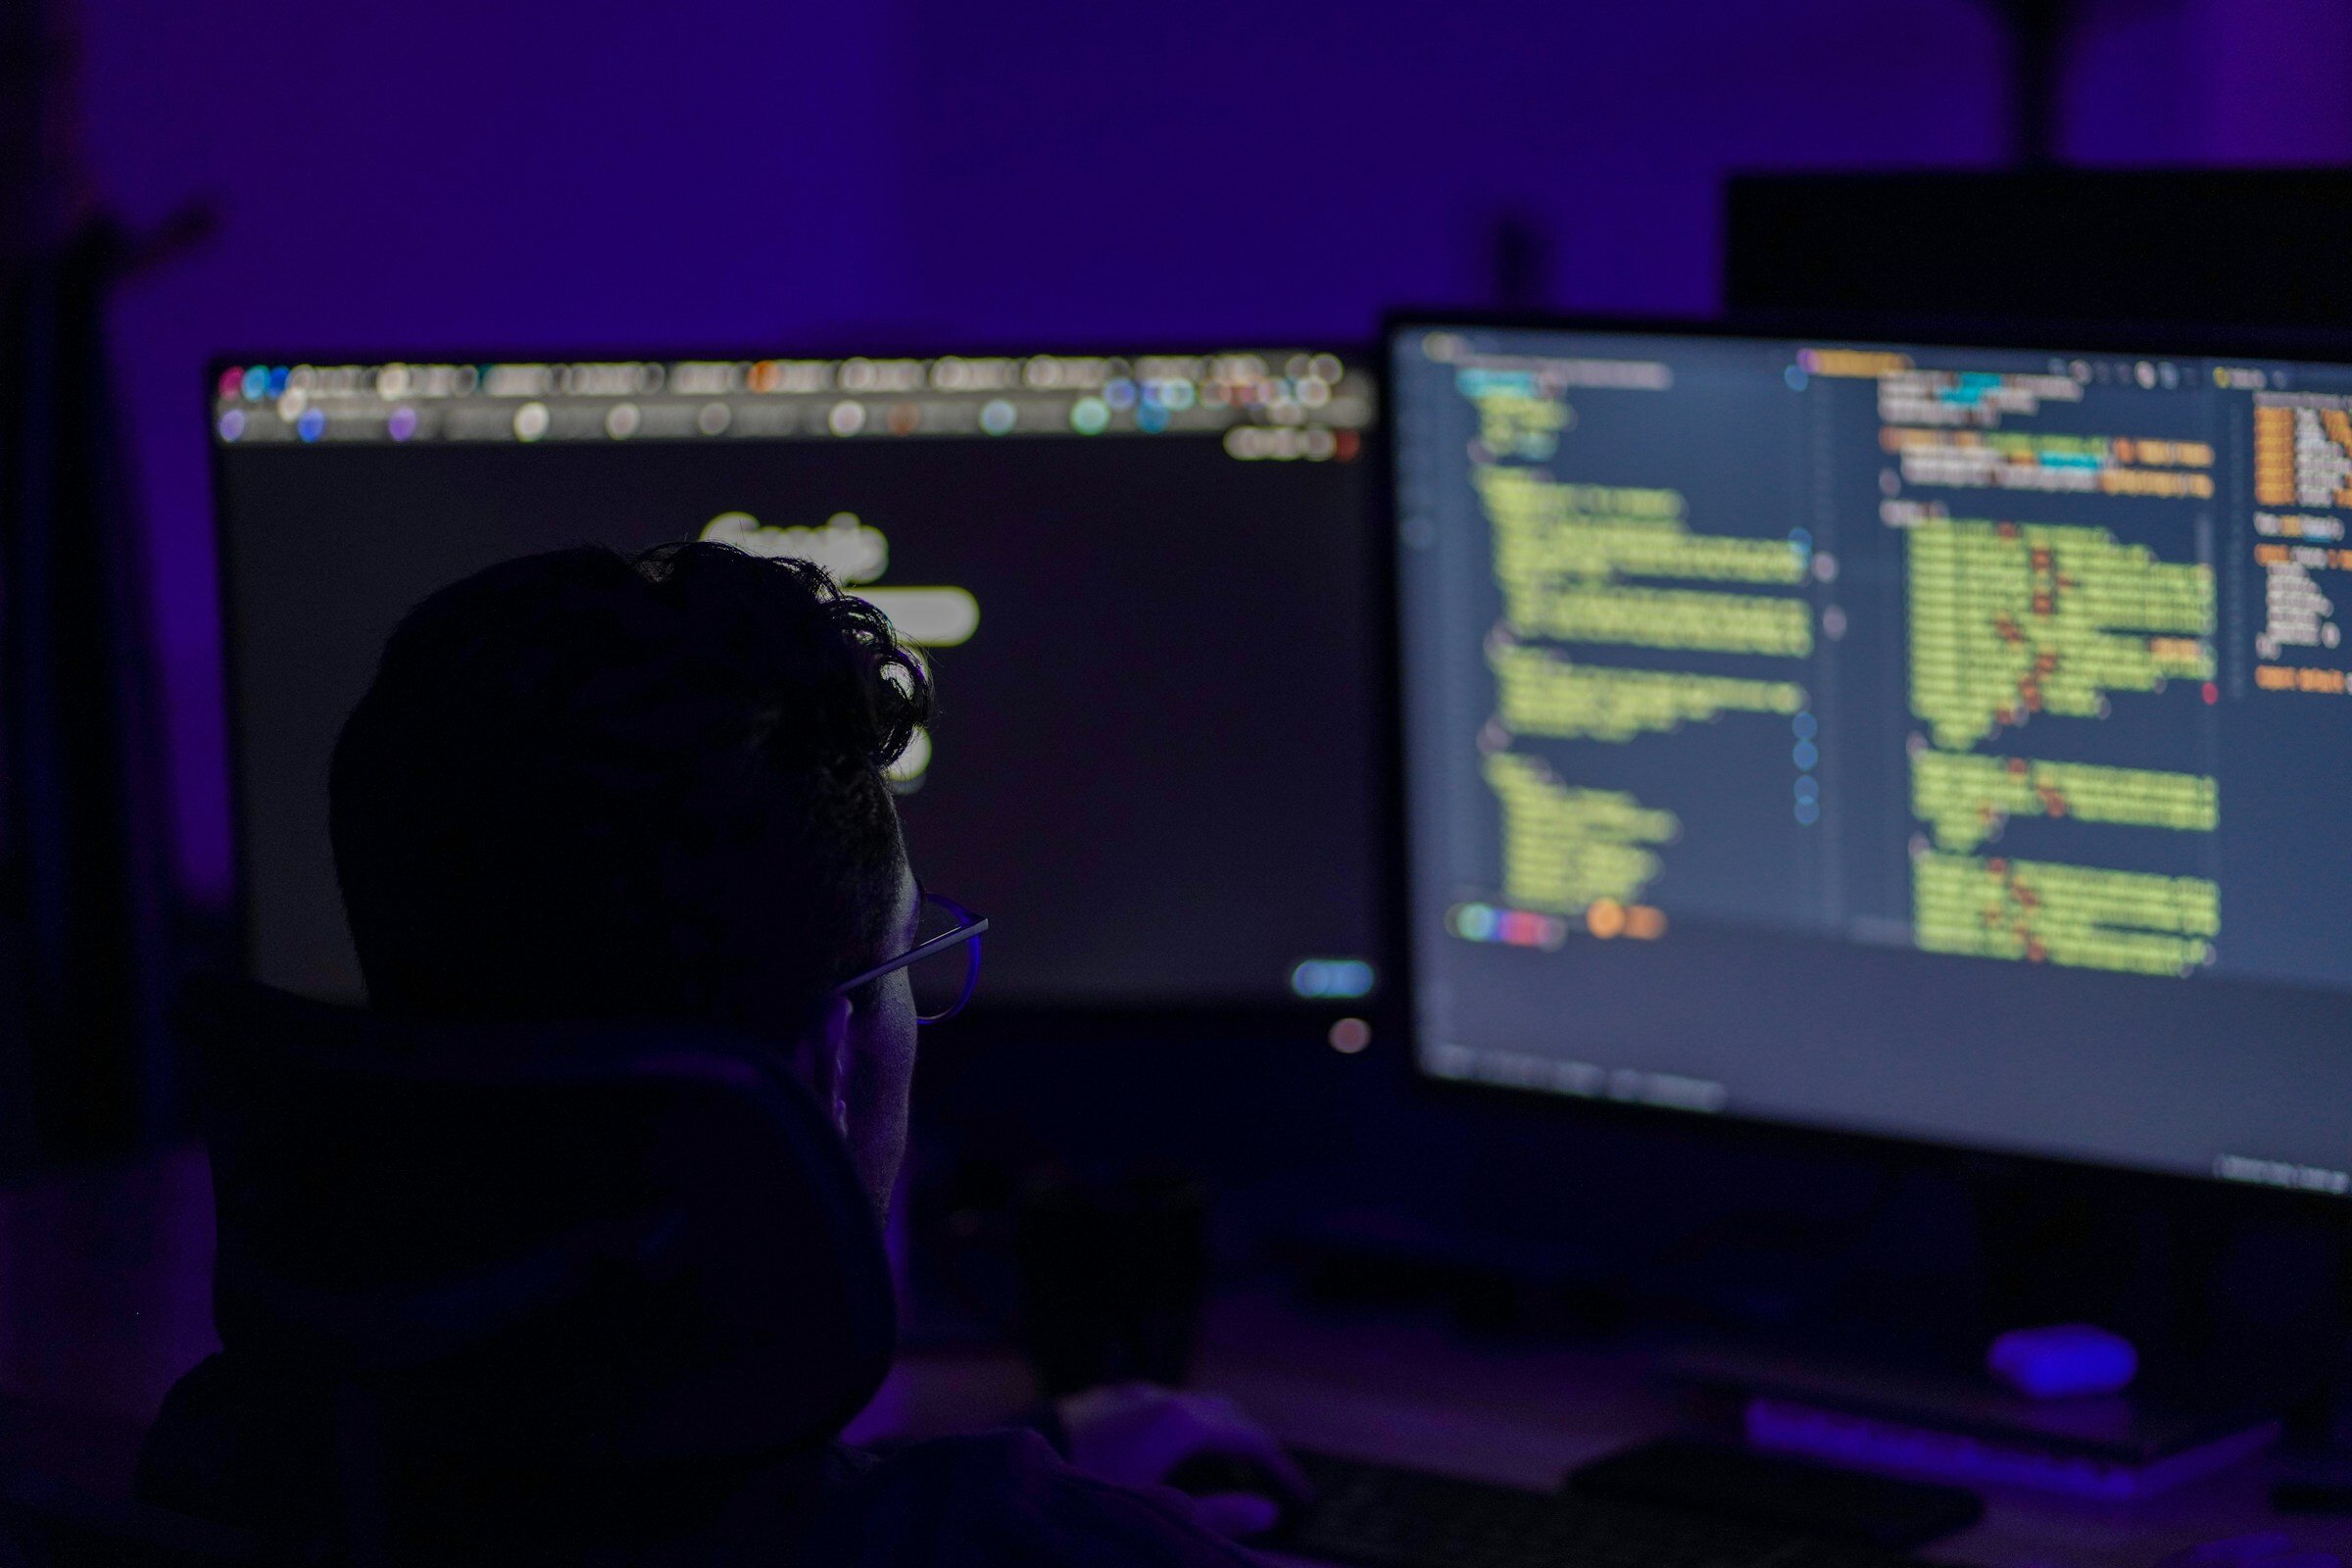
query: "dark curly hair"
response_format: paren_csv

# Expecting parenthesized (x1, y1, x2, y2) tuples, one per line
(328, 541, 933, 1032)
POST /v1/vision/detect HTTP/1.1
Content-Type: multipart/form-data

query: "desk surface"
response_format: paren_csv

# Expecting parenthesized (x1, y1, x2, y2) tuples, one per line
(862, 1287, 2352, 1568)
(4, 1146, 2349, 1565)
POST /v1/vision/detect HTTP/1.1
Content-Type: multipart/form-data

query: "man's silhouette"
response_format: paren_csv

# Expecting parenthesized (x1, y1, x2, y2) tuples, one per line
(140, 542, 1298, 1562)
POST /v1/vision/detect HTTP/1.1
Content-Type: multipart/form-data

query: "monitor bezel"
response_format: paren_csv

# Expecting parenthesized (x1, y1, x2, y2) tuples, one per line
(1376, 306, 2352, 1219)
(203, 336, 1396, 1044)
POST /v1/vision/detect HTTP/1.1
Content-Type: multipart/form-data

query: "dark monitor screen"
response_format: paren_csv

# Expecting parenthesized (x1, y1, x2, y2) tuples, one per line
(212, 349, 1382, 1014)
(1389, 318, 2352, 1198)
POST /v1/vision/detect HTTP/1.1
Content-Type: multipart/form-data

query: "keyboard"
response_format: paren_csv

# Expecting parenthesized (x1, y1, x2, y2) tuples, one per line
(1278, 1451, 1927, 1568)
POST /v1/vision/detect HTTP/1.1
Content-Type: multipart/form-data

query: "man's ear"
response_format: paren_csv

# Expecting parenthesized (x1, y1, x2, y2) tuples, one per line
(795, 995, 855, 1137)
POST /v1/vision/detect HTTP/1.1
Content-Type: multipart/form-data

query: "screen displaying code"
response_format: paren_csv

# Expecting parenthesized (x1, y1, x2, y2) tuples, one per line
(1392, 323, 2352, 1194)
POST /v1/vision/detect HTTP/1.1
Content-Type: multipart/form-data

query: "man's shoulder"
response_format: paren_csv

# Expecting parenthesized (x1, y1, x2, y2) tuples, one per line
(798, 1429, 1263, 1568)
(134, 1353, 252, 1517)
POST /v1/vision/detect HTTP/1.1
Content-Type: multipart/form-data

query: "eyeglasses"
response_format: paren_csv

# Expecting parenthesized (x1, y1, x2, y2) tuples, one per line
(831, 892, 989, 1024)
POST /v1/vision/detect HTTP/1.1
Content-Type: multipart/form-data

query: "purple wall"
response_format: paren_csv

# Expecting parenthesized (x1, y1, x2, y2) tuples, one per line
(68, 0, 2352, 905)
(78, 3, 921, 903)
(900, 1, 2004, 336)
(2070, 0, 2352, 164)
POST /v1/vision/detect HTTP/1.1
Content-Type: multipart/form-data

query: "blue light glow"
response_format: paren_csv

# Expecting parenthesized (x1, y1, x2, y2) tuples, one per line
(1291, 957, 1378, 1000)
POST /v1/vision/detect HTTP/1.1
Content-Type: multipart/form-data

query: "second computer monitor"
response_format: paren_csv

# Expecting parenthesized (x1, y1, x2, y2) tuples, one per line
(1389, 316, 2352, 1199)
(213, 348, 1381, 1015)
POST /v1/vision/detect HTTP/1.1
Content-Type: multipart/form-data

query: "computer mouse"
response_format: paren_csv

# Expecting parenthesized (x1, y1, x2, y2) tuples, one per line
(1166, 1451, 1300, 1538)
(1986, 1323, 2137, 1399)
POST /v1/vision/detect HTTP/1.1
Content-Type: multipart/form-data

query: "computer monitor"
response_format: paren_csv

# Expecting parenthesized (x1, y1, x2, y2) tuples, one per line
(1725, 171, 2352, 331)
(211, 347, 1381, 1016)
(1387, 316, 2352, 1199)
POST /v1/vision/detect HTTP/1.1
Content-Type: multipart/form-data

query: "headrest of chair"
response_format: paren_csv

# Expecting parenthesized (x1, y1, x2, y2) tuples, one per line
(181, 976, 895, 1469)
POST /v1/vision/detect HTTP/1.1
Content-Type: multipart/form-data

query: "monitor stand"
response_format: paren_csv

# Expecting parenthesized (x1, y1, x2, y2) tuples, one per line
(1669, 1340, 2289, 1501)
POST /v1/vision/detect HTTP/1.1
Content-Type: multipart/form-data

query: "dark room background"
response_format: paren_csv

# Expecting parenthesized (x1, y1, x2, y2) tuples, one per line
(7, 0, 2352, 1447)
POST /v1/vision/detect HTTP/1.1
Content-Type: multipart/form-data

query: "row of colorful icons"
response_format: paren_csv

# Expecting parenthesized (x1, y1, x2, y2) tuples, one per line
(1449, 899, 1667, 948)
(217, 394, 1362, 448)
(215, 357, 1359, 410)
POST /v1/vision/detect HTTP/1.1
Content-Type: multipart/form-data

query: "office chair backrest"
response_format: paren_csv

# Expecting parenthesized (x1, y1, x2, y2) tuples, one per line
(0, 1468, 258, 1568)
(180, 978, 895, 1473)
